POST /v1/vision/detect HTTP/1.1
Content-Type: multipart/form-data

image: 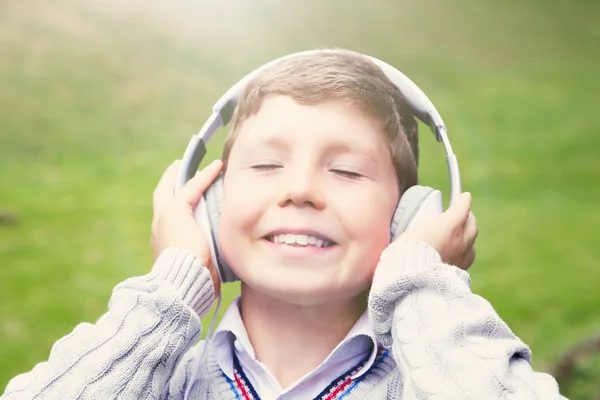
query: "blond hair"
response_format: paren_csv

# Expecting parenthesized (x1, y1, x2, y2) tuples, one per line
(222, 49, 419, 193)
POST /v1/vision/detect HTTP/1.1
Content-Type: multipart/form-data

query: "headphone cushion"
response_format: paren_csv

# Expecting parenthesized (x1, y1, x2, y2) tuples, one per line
(391, 185, 435, 241)
(202, 174, 237, 283)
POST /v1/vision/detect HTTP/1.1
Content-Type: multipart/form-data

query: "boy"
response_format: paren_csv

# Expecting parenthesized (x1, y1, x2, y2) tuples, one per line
(2, 50, 566, 399)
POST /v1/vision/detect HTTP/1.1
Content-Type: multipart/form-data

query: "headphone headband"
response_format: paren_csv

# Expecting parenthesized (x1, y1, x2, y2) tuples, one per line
(177, 50, 461, 204)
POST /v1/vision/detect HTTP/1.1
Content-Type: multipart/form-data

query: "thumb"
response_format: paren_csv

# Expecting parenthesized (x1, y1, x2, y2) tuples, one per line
(446, 192, 472, 225)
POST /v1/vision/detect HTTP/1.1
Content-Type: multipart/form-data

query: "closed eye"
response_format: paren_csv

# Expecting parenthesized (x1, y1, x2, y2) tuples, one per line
(331, 169, 363, 179)
(251, 164, 282, 171)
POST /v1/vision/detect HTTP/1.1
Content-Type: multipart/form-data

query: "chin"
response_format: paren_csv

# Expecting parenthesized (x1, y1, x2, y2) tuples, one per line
(236, 265, 372, 306)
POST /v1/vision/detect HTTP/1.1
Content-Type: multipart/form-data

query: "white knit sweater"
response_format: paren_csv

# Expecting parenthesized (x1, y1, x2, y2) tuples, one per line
(1, 241, 567, 399)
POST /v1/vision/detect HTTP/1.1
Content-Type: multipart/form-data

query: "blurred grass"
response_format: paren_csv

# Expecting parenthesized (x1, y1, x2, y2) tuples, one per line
(1, 0, 599, 397)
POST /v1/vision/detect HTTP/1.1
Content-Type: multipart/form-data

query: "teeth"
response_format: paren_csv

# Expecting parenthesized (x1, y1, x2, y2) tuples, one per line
(296, 235, 308, 245)
(271, 234, 331, 247)
(285, 234, 295, 244)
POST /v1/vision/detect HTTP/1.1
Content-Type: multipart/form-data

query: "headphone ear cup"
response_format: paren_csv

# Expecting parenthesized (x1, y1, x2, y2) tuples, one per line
(202, 174, 239, 283)
(391, 185, 442, 242)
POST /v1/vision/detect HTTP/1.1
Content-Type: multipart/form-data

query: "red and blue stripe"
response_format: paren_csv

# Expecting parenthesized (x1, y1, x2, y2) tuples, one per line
(223, 346, 389, 400)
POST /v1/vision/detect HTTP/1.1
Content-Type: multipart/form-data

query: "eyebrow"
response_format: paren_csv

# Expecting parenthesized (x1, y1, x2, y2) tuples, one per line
(250, 135, 380, 165)
(327, 141, 380, 166)
(259, 135, 290, 151)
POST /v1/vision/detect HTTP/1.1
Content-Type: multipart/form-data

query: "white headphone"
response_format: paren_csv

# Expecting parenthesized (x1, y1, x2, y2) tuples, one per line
(176, 50, 462, 284)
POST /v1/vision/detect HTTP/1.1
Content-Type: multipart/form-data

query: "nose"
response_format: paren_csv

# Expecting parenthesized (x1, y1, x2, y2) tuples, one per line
(277, 167, 326, 210)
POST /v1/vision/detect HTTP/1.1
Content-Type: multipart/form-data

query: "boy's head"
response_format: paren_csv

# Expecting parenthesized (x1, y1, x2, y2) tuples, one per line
(223, 49, 419, 191)
(217, 49, 420, 305)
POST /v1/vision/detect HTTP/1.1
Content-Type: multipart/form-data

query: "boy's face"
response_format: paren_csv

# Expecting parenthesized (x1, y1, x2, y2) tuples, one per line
(219, 95, 399, 305)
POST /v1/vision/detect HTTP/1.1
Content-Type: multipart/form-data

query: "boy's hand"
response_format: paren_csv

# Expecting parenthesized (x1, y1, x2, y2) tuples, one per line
(397, 192, 478, 270)
(151, 159, 223, 296)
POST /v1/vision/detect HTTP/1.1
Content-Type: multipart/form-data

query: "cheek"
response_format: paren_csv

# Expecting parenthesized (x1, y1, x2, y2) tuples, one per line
(217, 175, 268, 263)
(220, 174, 261, 228)
(219, 197, 248, 243)
(337, 190, 397, 272)
(338, 191, 395, 243)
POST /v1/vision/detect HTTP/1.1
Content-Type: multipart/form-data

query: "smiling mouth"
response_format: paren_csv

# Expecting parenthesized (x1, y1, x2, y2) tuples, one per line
(265, 234, 336, 248)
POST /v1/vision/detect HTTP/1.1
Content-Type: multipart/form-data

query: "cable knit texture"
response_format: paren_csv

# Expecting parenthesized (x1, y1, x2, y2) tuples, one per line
(2, 243, 567, 399)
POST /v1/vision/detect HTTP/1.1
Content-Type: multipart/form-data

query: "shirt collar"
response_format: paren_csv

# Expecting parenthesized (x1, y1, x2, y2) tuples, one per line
(212, 297, 378, 380)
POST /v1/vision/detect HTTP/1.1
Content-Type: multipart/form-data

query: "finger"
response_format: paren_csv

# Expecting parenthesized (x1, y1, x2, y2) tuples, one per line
(177, 159, 223, 207)
(153, 160, 181, 214)
(446, 192, 472, 227)
(460, 246, 476, 270)
(463, 211, 478, 249)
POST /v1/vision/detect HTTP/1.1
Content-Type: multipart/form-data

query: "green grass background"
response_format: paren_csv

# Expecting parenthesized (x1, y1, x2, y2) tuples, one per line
(1, 0, 599, 397)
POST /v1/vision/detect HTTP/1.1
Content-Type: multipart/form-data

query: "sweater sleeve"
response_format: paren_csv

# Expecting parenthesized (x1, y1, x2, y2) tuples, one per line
(368, 240, 568, 400)
(1, 248, 215, 400)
